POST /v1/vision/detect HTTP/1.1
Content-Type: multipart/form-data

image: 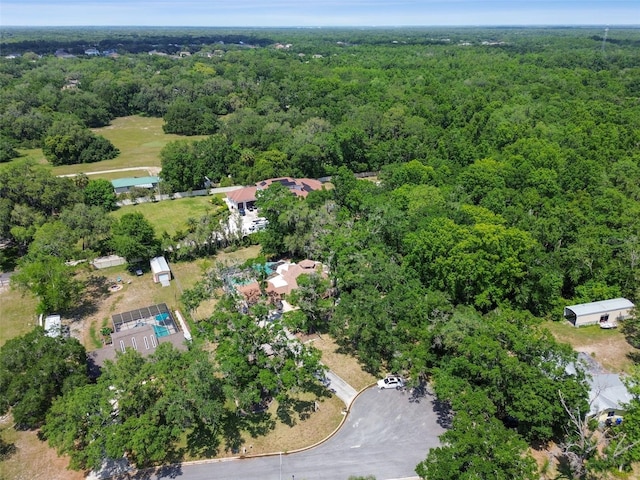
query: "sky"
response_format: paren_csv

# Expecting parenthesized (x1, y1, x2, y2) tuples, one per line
(1, 0, 638, 27)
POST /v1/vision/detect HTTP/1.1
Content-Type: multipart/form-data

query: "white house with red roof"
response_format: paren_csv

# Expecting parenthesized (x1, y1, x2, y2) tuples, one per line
(226, 177, 323, 211)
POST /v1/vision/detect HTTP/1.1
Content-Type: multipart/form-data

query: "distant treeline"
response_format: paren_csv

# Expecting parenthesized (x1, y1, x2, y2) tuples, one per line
(3, 26, 638, 55)
(0, 33, 275, 55)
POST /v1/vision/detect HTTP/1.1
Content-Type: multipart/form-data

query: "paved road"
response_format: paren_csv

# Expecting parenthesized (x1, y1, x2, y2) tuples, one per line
(134, 387, 447, 480)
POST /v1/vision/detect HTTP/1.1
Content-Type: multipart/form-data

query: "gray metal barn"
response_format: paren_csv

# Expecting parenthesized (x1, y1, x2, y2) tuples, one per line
(564, 298, 635, 327)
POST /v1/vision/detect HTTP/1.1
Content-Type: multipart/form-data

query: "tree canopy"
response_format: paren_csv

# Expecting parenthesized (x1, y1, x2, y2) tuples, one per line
(0, 328, 88, 428)
(43, 344, 226, 470)
(110, 212, 160, 262)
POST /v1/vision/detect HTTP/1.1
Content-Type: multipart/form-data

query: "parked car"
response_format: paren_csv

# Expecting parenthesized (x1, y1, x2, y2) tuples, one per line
(128, 264, 144, 276)
(600, 322, 618, 329)
(377, 375, 405, 390)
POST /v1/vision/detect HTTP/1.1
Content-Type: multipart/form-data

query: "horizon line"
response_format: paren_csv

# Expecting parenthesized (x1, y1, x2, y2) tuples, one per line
(2, 24, 640, 28)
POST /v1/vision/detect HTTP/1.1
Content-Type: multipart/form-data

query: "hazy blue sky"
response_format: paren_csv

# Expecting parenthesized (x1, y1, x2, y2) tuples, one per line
(1, 0, 637, 27)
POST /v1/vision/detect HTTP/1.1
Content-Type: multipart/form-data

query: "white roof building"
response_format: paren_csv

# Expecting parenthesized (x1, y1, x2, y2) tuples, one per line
(587, 372, 633, 417)
(150, 256, 171, 286)
(564, 298, 635, 327)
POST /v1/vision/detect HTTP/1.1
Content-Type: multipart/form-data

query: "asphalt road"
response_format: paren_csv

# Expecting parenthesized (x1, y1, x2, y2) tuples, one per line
(137, 386, 448, 480)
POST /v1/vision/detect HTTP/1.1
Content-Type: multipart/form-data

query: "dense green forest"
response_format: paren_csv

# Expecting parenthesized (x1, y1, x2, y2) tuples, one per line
(3, 26, 637, 305)
(1, 27, 640, 478)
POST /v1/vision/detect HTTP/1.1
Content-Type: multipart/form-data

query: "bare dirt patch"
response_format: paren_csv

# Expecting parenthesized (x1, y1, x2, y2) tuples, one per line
(301, 334, 377, 391)
(545, 320, 636, 374)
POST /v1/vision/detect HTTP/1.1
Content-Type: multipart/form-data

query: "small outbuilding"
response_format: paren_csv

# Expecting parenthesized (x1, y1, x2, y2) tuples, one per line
(150, 256, 171, 286)
(564, 297, 635, 327)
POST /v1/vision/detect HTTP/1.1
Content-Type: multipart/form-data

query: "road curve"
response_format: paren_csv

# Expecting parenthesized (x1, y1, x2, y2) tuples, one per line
(134, 386, 446, 480)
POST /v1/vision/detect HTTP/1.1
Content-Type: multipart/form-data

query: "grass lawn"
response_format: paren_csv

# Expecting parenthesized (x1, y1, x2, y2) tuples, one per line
(111, 195, 226, 238)
(12, 147, 48, 167)
(231, 393, 344, 457)
(0, 415, 84, 480)
(0, 287, 39, 348)
(15, 115, 208, 177)
(544, 320, 636, 374)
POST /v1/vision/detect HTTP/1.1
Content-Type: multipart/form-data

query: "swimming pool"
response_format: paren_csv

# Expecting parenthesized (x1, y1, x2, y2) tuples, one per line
(153, 324, 171, 337)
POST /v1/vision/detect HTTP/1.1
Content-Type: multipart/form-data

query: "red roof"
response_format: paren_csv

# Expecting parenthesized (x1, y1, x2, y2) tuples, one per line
(226, 186, 258, 203)
(226, 178, 323, 206)
(256, 177, 323, 198)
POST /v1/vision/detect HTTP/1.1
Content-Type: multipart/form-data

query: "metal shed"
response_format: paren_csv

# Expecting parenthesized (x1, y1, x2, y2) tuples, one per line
(150, 256, 171, 286)
(564, 298, 635, 327)
(111, 176, 159, 195)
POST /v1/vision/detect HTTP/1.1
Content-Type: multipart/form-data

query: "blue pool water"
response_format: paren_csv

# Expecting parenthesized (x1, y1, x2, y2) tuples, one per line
(153, 324, 171, 337)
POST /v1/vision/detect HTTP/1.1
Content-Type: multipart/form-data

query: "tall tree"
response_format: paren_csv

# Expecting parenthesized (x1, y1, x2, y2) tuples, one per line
(207, 295, 324, 412)
(110, 212, 159, 262)
(43, 344, 226, 470)
(416, 410, 538, 480)
(163, 99, 220, 135)
(60, 203, 113, 252)
(0, 328, 87, 428)
(83, 179, 117, 211)
(27, 220, 78, 260)
(255, 182, 297, 256)
(286, 272, 333, 334)
(42, 118, 119, 166)
(12, 254, 83, 313)
(432, 310, 588, 444)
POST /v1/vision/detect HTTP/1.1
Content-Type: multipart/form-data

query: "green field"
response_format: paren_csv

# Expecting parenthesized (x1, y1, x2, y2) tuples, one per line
(16, 115, 207, 177)
(112, 195, 227, 237)
(0, 287, 39, 347)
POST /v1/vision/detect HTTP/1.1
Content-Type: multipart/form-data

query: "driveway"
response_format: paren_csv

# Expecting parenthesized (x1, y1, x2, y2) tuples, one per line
(324, 370, 358, 406)
(134, 386, 448, 480)
(58, 166, 162, 177)
(0, 271, 12, 292)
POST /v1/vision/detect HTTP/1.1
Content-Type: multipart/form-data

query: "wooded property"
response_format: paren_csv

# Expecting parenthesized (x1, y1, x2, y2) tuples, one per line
(1, 25, 640, 480)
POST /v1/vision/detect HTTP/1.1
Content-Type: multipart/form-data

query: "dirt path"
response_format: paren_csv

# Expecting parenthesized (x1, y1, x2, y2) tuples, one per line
(58, 166, 161, 177)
